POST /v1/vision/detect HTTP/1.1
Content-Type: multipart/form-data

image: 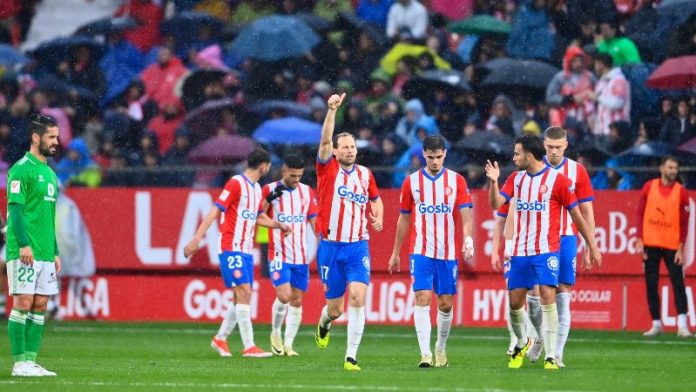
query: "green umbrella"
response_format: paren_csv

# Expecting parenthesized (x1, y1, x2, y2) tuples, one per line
(447, 15, 511, 36)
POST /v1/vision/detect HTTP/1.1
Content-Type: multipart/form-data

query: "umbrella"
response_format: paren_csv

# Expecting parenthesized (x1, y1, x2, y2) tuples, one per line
(447, 15, 511, 36)
(160, 11, 225, 36)
(294, 13, 333, 33)
(31, 35, 105, 64)
(75, 16, 139, 36)
(189, 134, 256, 164)
(183, 98, 242, 141)
(249, 100, 312, 119)
(232, 15, 320, 62)
(181, 69, 229, 111)
(646, 55, 696, 90)
(334, 12, 389, 49)
(402, 69, 471, 100)
(567, 138, 615, 164)
(678, 136, 696, 154)
(379, 43, 451, 75)
(657, 0, 696, 24)
(0, 44, 28, 68)
(479, 58, 559, 90)
(253, 117, 322, 145)
(454, 131, 514, 164)
(614, 141, 696, 167)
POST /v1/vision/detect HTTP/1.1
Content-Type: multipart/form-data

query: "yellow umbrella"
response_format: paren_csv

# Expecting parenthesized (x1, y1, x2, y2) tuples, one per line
(379, 43, 451, 75)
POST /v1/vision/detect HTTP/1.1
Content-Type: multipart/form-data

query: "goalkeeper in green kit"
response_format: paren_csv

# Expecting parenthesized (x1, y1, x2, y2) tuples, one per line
(6, 114, 61, 377)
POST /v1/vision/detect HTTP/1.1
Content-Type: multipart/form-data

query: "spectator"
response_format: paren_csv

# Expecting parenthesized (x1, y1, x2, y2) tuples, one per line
(115, 0, 164, 54)
(547, 46, 596, 129)
(607, 120, 632, 154)
(140, 47, 188, 109)
(506, 0, 556, 61)
(660, 97, 694, 146)
(55, 138, 102, 187)
(395, 98, 425, 146)
(634, 118, 660, 147)
(430, 0, 474, 21)
(374, 132, 406, 186)
(596, 19, 642, 67)
(386, 0, 429, 41)
(146, 99, 185, 156)
(55, 45, 107, 97)
(314, 0, 353, 20)
(486, 95, 517, 137)
(357, 0, 394, 28)
(163, 128, 192, 166)
(591, 53, 630, 137)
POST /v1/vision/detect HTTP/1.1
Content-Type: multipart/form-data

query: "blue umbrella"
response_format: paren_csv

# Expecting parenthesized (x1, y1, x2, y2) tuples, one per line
(75, 16, 139, 36)
(232, 15, 320, 62)
(249, 100, 312, 119)
(0, 44, 28, 68)
(31, 35, 105, 63)
(253, 117, 322, 145)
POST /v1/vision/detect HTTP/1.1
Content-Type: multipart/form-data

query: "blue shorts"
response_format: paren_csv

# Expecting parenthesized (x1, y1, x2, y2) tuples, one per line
(316, 240, 370, 300)
(219, 251, 254, 288)
(559, 235, 578, 286)
(508, 252, 560, 290)
(270, 261, 310, 292)
(410, 255, 458, 296)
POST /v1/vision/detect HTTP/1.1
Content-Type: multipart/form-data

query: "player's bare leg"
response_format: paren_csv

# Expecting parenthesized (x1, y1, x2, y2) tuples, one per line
(235, 284, 271, 358)
(271, 283, 292, 355)
(527, 285, 544, 362)
(539, 285, 560, 370)
(414, 290, 433, 368)
(283, 288, 304, 356)
(435, 295, 453, 368)
(316, 296, 343, 349)
(344, 282, 367, 370)
(555, 283, 572, 367)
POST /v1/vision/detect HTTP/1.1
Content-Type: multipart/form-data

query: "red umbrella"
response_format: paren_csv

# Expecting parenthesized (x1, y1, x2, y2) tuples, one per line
(646, 55, 696, 89)
(189, 134, 256, 164)
(678, 136, 696, 154)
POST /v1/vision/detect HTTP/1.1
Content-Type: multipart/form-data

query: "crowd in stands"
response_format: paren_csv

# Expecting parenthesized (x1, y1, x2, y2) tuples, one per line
(0, 0, 695, 189)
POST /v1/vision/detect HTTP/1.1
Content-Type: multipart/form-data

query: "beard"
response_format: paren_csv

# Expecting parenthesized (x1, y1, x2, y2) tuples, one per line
(337, 156, 356, 166)
(39, 141, 57, 157)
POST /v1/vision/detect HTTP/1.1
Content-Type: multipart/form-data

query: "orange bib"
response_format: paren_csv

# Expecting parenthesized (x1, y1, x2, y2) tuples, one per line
(642, 179, 682, 250)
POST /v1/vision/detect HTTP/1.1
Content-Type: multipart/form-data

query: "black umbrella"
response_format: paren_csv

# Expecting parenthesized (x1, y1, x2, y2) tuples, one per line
(294, 13, 333, 33)
(75, 16, 139, 36)
(614, 141, 696, 167)
(566, 138, 615, 164)
(183, 98, 242, 141)
(454, 131, 514, 164)
(181, 69, 229, 111)
(402, 70, 471, 100)
(333, 11, 389, 49)
(479, 58, 559, 90)
(31, 35, 106, 64)
(249, 100, 312, 119)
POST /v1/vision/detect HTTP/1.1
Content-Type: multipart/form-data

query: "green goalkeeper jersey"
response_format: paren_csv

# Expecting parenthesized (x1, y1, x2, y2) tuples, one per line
(5, 151, 59, 261)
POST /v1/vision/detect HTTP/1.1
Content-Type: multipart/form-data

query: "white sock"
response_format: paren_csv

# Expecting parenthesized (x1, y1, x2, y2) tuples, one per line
(284, 305, 302, 347)
(271, 298, 288, 336)
(506, 303, 518, 351)
(235, 304, 255, 350)
(510, 307, 528, 348)
(542, 303, 558, 360)
(527, 295, 543, 341)
(319, 305, 334, 330)
(216, 302, 237, 339)
(435, 308, 453, 351)
(652, 319, 662, 329)
(345, 306, 365, 360)
(677, 314, 688, 329)
(556, 293, 571, 358)
(413, 305, 432, 356)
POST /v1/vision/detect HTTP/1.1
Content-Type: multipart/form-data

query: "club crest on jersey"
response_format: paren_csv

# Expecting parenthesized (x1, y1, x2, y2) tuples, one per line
(444, 186, 453, 197)
(360, 179, 369, 189)
(337, 185, 368, 204)
(538, 184, 548, 194)
(547, 255, 559, 271)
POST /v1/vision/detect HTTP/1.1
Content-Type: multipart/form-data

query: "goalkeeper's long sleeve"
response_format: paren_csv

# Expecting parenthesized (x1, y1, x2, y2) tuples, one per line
(8, 203, 30, 248)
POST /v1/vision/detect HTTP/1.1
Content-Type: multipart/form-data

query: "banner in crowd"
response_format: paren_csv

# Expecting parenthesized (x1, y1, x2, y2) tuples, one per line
(54, 188, 696, 276)
(54, 273, 696, 331)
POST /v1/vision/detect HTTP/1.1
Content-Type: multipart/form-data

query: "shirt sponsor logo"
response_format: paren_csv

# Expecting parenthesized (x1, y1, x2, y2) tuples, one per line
(337, 185, 368, 204)
(276, 213, 306, 223)
(240, 209, 258, 220)
(516, 200, 547, 211)
(417, 203, 452, 214)
(10, 180, 20, 194)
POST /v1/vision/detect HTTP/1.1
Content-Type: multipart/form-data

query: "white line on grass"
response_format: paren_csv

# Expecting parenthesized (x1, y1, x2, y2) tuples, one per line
(50, 325, 696, 346)
(0, 380, 593, 392)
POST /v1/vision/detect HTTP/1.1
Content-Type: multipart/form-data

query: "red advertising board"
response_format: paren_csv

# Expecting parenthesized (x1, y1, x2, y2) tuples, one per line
(52, 273, 696, 331)
(54, 188, 696, 277)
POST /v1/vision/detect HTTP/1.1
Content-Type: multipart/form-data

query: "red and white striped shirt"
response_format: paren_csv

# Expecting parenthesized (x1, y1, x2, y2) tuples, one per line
(261, 181, 318, 264)
(544, 157, 594, 235)
(214, 175, 262, 254)
(400, 168, 473, 260)
(499, 167, 578, 256)
(316, 156, 380, 243)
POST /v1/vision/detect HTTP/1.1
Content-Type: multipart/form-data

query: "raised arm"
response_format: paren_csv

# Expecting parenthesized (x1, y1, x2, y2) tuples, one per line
(318, 93, 346, 162)
(485, 160, 507, 209)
